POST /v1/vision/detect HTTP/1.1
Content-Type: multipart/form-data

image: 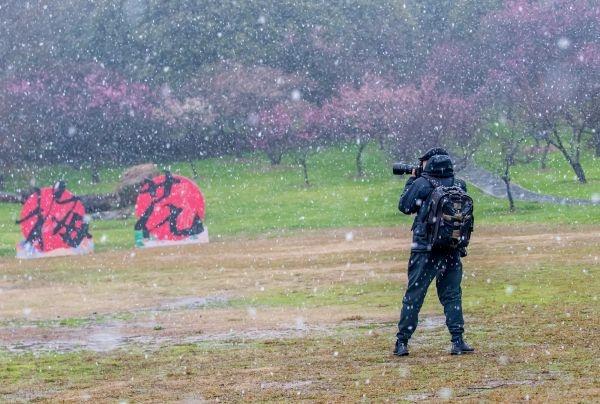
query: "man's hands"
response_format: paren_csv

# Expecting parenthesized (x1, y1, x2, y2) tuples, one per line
(413, 160, 427, 178)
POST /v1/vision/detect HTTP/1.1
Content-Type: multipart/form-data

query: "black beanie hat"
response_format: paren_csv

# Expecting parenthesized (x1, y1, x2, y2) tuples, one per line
(419, 147, 449, 161)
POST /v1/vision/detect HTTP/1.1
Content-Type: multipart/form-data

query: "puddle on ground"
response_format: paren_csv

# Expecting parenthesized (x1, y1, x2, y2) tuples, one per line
(418, 315, 445, 329)
(2, 324, 334, 354)
(0, 296, 444, 354)
(403, 393, 433, 401)
(155, 295, 230, 311)
(259, 380, 314, 391)
(468, 379, 540, 390)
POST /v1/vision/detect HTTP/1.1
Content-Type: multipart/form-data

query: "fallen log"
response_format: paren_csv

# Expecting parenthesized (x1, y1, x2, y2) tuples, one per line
(89, 208, 133, 221)
(1, 189, 123, 213)
(79, 193, 122, 213)
(0, 191, 22, 204)
(3, 163, 159, 219)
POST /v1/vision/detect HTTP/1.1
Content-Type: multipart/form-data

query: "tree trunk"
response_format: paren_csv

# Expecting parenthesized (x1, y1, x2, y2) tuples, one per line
(0, 173, 4, 191)
(501, 175, 515, 212)
(502, 162, 515, 212)
(299, 157, 309, 186)
(356, 140, 368, 178)
(189, 161, 199, 179)
(549, 135, 587, 184)
(570, 161, 587, 184)
(91, 168, 101, 184)
(267, 151, 282, 165)
(540, 142, 551, 169)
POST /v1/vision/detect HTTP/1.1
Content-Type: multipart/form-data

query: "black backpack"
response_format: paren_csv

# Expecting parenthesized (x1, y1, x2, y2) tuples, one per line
(423, 177, 474, 250)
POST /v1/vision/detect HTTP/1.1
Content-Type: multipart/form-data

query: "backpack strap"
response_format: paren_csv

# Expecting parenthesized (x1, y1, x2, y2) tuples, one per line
(420, 175, 443, 214)
(419, 175, 445, 230)
(424, 174, 456, 189)
(423, 174, 440, 189)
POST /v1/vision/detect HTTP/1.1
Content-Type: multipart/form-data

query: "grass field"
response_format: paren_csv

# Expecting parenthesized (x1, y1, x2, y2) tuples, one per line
(1, 145, 599, 257)
(507, 152, 599, 200)
(0, 225, 598, 401)
(475, 140, 600, 200)
(0, 146, 599, 401)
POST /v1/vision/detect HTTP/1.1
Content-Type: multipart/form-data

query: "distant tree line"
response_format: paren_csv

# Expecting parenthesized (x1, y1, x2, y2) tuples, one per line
(0, 0, 598, 192)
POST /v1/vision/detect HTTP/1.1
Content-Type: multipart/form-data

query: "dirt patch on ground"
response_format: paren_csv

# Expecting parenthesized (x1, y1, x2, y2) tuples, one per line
(0, 225, 599, 402)
(0, 225, 598, 353)
(1, 309, 448, 353)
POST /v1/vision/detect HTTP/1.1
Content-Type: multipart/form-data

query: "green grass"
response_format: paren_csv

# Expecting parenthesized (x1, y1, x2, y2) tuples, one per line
(507, 152, 599, 200)
(0, 312, 136, 330)
(0, 351, 106, 387)
(475, 139, 600, 200)
(1, 255, 597, 401)
(231, 281, 398, 310)
(229, 260, 596, 313)
(4, 165, 121, 195)
(1, 144, 599, 257)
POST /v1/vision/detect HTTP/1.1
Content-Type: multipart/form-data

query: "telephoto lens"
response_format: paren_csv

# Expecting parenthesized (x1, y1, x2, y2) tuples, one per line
(392, 163, 418, 176)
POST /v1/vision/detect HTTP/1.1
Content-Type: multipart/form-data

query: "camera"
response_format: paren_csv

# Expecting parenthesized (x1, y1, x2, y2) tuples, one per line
(392, 163, 421, 176)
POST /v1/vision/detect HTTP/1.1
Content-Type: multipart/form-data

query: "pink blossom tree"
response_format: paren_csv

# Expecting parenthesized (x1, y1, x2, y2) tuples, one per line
(251, 100, 324, 185)
(478, 0, 600, 183)
(154, 86, 217, 177)
(3, 63, 158, 182)
(186, 62, 311, 157)
(387, 77, 481, 165)
(250, 103, 294, 166)
(323, 75, 398, 177)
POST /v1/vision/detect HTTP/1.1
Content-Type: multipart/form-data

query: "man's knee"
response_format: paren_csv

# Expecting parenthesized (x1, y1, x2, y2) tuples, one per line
(402, 288, 426, 308)
(438, 285, 462, 306)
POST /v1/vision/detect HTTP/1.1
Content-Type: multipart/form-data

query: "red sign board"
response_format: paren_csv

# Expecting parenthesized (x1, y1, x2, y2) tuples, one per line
(17, 182, 92, 257)
(134, 172, 206, 244)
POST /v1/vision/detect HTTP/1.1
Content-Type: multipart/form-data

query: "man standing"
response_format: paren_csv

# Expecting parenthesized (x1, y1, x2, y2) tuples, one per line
(393, 148, 475, 356)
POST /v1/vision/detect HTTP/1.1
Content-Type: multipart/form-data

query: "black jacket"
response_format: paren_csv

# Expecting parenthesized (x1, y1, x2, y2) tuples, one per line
(399, 154, 467, 252)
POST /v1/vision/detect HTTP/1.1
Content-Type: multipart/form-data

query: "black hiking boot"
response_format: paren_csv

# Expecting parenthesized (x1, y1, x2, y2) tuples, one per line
(393, 340, 409, 356)
(450, 338, 475, 355)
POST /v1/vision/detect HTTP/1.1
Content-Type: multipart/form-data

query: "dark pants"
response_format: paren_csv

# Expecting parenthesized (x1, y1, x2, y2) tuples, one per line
(397, 250, 464, 343)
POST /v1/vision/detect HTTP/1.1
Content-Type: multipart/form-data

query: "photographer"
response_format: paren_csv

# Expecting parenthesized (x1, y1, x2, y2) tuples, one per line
(393, 147, 474, 356)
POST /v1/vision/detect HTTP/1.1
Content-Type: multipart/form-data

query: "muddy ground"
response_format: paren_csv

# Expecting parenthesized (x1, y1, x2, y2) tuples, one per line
(0, 225, 599, 402)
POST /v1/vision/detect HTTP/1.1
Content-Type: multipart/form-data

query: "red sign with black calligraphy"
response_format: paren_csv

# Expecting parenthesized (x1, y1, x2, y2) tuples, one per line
(134, 172, 207, 246)
(17, 182, 93, 258)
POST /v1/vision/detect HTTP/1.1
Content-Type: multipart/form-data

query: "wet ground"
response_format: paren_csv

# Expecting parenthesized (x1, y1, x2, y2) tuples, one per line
(0, 224, 598, 401)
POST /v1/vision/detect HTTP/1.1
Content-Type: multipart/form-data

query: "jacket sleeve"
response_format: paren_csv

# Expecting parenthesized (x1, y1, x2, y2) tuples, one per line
(398, 177, 429, 215)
